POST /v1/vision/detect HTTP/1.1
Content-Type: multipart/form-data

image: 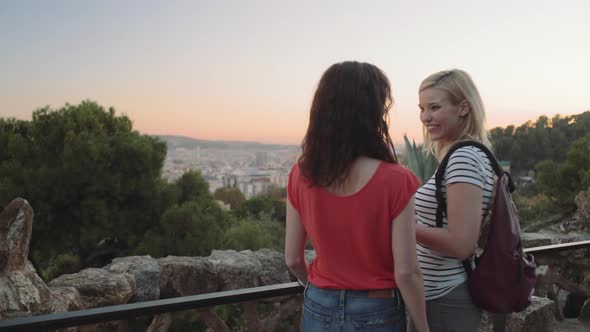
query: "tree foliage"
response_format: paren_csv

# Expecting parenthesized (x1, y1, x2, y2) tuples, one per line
(0, 101, 167, 271)
(489, 111, 590, 218)
(137, 200, 229, 257)
(490, 111, 590, 175)
(535, 133, 590, 211)
(136, 170, 232, 257)
(176, 170, 210, 204)
(223, 217, 275, 251)
(234, 195, 286, 222)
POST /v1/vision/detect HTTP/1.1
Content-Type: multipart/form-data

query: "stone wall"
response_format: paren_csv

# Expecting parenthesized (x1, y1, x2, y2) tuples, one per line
(2, 197, 590, 331)
(0, 198, 301, 331)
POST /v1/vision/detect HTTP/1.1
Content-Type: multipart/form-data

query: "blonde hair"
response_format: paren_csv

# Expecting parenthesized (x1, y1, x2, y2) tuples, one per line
(419, 69, 491, 159)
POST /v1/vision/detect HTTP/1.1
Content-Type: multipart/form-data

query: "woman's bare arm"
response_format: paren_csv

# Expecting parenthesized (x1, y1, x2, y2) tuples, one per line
(284, 199, 308, 285)
(415, 182, 482, 259)
(393, 197, 429, 332)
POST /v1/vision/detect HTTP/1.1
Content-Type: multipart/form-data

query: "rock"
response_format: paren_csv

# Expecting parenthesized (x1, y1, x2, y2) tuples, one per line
(534, 265, 558, 297)
(304, 250, 316, 265)
(0, 198, 34, 271)
(48, 287, 82, 313)
(147, 313, 172, 332)
(209, 250, 265, 289)
(105, 255, 160, 302)
(563, 190, 590, 233)
(556, 288, 569, 320)
(0, 262, 52, 319)
(0, 198, 51, 319)
(574, 191, 590, 219)
(579, 299, 590, 325)
(479, 297, 557, 331)
(253, 249, 290, 285)
(505, 296, 555, 331)
(553, 317, 589, 331)
(284, 250, 314, 282)
(216, 249, 292, 287)
(563, 293, 588, 318)
(158, 250, 293, 298)
(158, 256, 218, 297)
(478, 312, 493, 331)
(48, 268, 133, 308)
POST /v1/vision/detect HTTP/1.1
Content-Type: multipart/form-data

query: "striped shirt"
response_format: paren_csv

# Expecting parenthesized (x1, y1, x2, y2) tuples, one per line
(415, 146, 494, 300)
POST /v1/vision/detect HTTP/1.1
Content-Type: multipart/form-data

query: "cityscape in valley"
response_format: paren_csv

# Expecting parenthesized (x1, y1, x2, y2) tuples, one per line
(159, 135, 409, 199)
(159, 135, 299, 198)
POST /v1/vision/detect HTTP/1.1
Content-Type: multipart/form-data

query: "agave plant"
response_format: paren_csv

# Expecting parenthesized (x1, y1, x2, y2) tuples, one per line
(402, 134, 438, 184)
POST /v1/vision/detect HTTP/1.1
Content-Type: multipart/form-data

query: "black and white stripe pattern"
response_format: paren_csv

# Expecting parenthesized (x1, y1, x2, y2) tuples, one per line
(415, 146, 494, 300)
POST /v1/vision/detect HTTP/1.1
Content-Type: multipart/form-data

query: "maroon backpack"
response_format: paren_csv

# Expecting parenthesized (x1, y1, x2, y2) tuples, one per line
(435, 141, 537, 313)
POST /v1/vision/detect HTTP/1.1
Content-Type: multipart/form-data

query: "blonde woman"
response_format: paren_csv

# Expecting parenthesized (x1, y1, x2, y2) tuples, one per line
(409, 69, 494, 332)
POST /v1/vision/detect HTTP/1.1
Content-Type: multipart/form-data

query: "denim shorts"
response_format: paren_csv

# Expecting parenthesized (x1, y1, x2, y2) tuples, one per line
(301, 282, 406, 332)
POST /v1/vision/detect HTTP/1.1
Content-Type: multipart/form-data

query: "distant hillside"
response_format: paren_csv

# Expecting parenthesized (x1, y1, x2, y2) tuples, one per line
(155, 135, 298, 151)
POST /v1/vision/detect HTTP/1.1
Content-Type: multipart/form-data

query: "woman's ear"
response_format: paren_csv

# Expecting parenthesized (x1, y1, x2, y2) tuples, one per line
(459, 100, 471, 116)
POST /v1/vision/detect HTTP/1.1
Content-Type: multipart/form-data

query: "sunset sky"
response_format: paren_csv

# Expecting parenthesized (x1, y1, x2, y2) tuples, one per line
(1, 0, 589, 145)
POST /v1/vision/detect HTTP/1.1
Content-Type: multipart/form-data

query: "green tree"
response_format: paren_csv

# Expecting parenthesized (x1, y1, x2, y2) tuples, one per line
(235, 195, 285, 222)
(490, 111, 590, 175)
(223, 219, 274, 251)
(176, 170, 210, 204)
(0, 101, 167, 274)
(536, 133, 590, 211)
(223, 214, 285, 251)
(136, 169, 233, 257)
(138, 200, 229, 257)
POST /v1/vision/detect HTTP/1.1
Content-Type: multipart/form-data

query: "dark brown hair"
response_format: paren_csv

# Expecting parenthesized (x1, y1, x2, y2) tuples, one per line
(299, 61, 397, 187)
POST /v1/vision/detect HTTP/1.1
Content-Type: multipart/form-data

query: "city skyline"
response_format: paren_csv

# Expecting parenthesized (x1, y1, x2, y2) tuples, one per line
(1, 0, 589, 145)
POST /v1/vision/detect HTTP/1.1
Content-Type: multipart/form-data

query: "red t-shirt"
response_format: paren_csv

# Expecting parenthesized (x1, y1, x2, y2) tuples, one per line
(288, 162, 420, 290)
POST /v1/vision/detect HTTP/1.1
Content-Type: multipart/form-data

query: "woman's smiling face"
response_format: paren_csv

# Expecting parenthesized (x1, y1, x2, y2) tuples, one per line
(419, 88, 468, 146)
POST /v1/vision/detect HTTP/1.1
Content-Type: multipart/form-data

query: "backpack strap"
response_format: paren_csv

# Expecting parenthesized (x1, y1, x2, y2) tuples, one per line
(434, 140, 515, 276)
(434, 140, 513, 228)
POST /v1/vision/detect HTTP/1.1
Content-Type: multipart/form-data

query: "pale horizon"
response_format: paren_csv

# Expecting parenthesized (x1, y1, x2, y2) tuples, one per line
(1, 0, 589, 145)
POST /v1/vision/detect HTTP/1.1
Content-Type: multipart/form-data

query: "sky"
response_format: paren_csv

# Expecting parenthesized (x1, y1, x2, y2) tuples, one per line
(1, 0, 589, 145)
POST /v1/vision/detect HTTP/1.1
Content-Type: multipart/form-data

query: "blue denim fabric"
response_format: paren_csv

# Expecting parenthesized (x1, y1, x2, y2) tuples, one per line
(301, 283, 406, 332)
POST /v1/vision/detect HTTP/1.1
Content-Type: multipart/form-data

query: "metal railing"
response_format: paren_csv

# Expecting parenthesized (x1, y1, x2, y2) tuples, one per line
(1, 240, 589, 331)
(523, 239, 590, 254)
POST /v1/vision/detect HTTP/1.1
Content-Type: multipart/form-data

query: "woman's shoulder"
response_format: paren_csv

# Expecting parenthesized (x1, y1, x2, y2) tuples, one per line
(445, 145, 494, 184)
(289, 162, 316, 189)
(290, 162, 300, 173)
(448, 145, 491, 165)
(380, 161, 412, 173)
(378, 162, 421, 207)
(288, 163, 300, 179)
(288, 162, 304, 185)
